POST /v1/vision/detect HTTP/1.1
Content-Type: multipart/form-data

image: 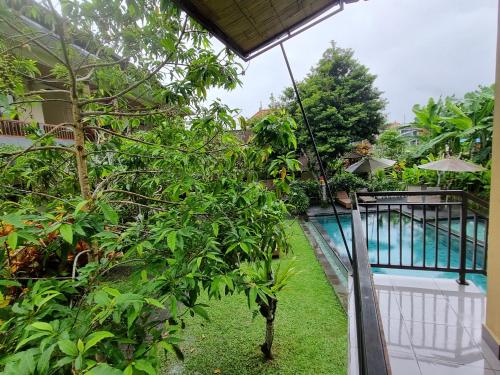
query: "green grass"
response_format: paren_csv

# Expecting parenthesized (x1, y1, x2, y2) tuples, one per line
(161, 220, 348, 375)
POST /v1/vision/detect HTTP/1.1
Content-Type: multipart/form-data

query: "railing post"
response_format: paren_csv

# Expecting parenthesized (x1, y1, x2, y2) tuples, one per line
(458, 192, 469, 285)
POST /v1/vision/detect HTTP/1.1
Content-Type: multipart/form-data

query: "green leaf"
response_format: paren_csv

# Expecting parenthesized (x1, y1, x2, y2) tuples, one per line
(75, 354, 83, 370)
(159, 340, 174, 353)
(15, 331, 50, 351)
(103, 287, 121, 297)
(84, 331, 114, 352)
(0, 280, 21, 287)
(7, 231, 17, 250)
(145, 298, 164, 309)
(58, 339, 78, 357)
(54, 357, 74, 369)
(77, 339, 84, 353)
(2, 214, 24, 227)
(88, 364, 123, 375)
(192, 305, 209, 321)
(167, 231, 177, 251)
(124, 365, 134, 375)
(59, 224, 73, 244)
(248, 288, 257, 310)
(99, 202, 118, 225)
(31, 322, 53, 332)
(74, 200, 89, 216)
(212, 222, 219, 236)
(160, 338, 183, 361)
(35, 291, 61, 309)
(239, 242, 250, 254)
(37, 343, 56, 374)
(134, 359, 156, 375)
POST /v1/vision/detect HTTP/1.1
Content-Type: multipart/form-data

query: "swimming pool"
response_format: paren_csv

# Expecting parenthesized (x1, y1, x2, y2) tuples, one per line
(316, 213, 488, 292)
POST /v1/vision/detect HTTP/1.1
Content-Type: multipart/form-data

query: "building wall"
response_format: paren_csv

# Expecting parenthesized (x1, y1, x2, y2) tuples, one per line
(41, 91, 73, 125)
(484, 0, 500, 357)
(18, 101, 45, 123)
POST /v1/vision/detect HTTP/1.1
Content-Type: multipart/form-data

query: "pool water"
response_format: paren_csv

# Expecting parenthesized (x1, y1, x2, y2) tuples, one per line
(316, 213, 488, 292)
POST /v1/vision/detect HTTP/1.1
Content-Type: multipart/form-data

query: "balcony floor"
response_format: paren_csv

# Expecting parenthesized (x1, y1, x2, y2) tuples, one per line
(373, 274, 500, 375)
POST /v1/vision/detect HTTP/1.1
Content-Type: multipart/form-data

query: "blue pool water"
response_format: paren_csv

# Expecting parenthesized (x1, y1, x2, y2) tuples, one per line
(317, 213, 488, 292)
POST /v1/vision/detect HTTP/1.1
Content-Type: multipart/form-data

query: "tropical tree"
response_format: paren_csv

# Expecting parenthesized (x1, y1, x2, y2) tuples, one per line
(411, 85, 494, 164)
(374, 129, 408, 160)
(279, 41, 386, 167)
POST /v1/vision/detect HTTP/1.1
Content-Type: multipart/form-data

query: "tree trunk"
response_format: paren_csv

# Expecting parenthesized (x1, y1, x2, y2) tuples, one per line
(72, 102, 91, 201)
(259, 296, 277, 360)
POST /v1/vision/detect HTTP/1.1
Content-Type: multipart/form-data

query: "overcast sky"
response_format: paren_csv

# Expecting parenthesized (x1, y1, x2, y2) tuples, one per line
(207, 0, 497, 124)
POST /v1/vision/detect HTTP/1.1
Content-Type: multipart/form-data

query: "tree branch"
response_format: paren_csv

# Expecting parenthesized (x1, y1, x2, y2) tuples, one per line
(0, 146, 75, 158)
(23, 89, 71, 96)
(12, 99, 72, 105)
(13, 70, 65, 85)
(87, 150, 172, 160)
(84, 126, 169, 147)
(93, 170, 162, 197)
(100, 189, 179, 205)
(82, 108, 178, 117)
(46, 0, 77, 98)
(77, 55, 131, 71)
(1, 31, 52, 54)
(1, 122, 74, 166)
(107, 200, 168, 212)
(0, 184, 71, 204)
(79, 17, 188, 106)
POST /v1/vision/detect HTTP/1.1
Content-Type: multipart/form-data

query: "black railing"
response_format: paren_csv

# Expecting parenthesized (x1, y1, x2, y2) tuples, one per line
(351, 207, 391, 375)
(355, 190, 489, 285)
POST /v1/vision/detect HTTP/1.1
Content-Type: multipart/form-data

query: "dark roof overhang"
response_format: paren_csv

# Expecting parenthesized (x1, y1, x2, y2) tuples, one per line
(174, 0, 361, 61)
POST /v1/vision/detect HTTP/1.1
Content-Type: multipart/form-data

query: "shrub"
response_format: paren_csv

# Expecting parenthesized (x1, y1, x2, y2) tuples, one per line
(287, 184, 310, 215)
(328, 172, 368, 193)
(291, 180, 321, 202)
(367, 170, 403, 191)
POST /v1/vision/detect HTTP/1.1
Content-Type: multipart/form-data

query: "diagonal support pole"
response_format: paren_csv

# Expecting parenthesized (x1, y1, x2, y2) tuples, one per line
(280, 42, 352, 264)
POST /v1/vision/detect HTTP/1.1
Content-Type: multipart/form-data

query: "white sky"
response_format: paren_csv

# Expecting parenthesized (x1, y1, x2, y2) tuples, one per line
(207, 0, 498, 124)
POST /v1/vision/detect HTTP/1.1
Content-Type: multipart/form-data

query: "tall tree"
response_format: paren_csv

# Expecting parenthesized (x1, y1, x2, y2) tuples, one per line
(279, 42, 386, 168)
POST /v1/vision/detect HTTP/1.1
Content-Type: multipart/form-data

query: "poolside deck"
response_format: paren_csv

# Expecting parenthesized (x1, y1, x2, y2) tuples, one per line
(349, 274, 500, 375)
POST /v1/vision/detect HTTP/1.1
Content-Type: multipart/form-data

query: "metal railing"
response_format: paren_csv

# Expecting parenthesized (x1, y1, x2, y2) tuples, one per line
(351, 207, 391, 375)
(355, 190, 489, 285)
(0, 119, 74, 140)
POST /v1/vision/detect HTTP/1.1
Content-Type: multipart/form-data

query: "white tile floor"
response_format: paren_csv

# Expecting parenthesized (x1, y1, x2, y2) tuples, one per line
(373, 274, 500, 375)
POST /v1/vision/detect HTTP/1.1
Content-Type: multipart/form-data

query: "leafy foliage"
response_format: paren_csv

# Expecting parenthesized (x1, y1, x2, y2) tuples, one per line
(328, 172, 367, 193)
(278, 42, 386, 166)
(287, 183, 310, 216)
(373, 129, 408, 160)
(0, 0, 300, 372)
(411, 85, 494, 165)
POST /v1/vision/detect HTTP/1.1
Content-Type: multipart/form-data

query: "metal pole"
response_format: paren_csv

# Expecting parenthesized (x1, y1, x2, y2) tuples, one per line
(458, 192, 469, 285)
(280, 42, 352, 263)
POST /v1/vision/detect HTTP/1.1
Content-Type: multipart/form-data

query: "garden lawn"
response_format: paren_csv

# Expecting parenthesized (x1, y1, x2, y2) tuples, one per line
(161, 220, 348, 375)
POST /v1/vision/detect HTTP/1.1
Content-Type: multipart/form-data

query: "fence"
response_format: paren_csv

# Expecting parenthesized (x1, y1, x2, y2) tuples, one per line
(354, 190, 489, 285)
(0, 119, 74, 140)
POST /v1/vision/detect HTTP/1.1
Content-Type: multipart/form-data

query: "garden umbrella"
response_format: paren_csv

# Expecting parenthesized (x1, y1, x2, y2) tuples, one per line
(417, 157, 486, 172)
(346, 157, 396, 174)
(418, 157, 485, 186)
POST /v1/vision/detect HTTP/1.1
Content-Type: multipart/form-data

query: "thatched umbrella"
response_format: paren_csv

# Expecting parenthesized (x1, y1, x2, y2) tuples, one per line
(346, 157, 396, 174)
